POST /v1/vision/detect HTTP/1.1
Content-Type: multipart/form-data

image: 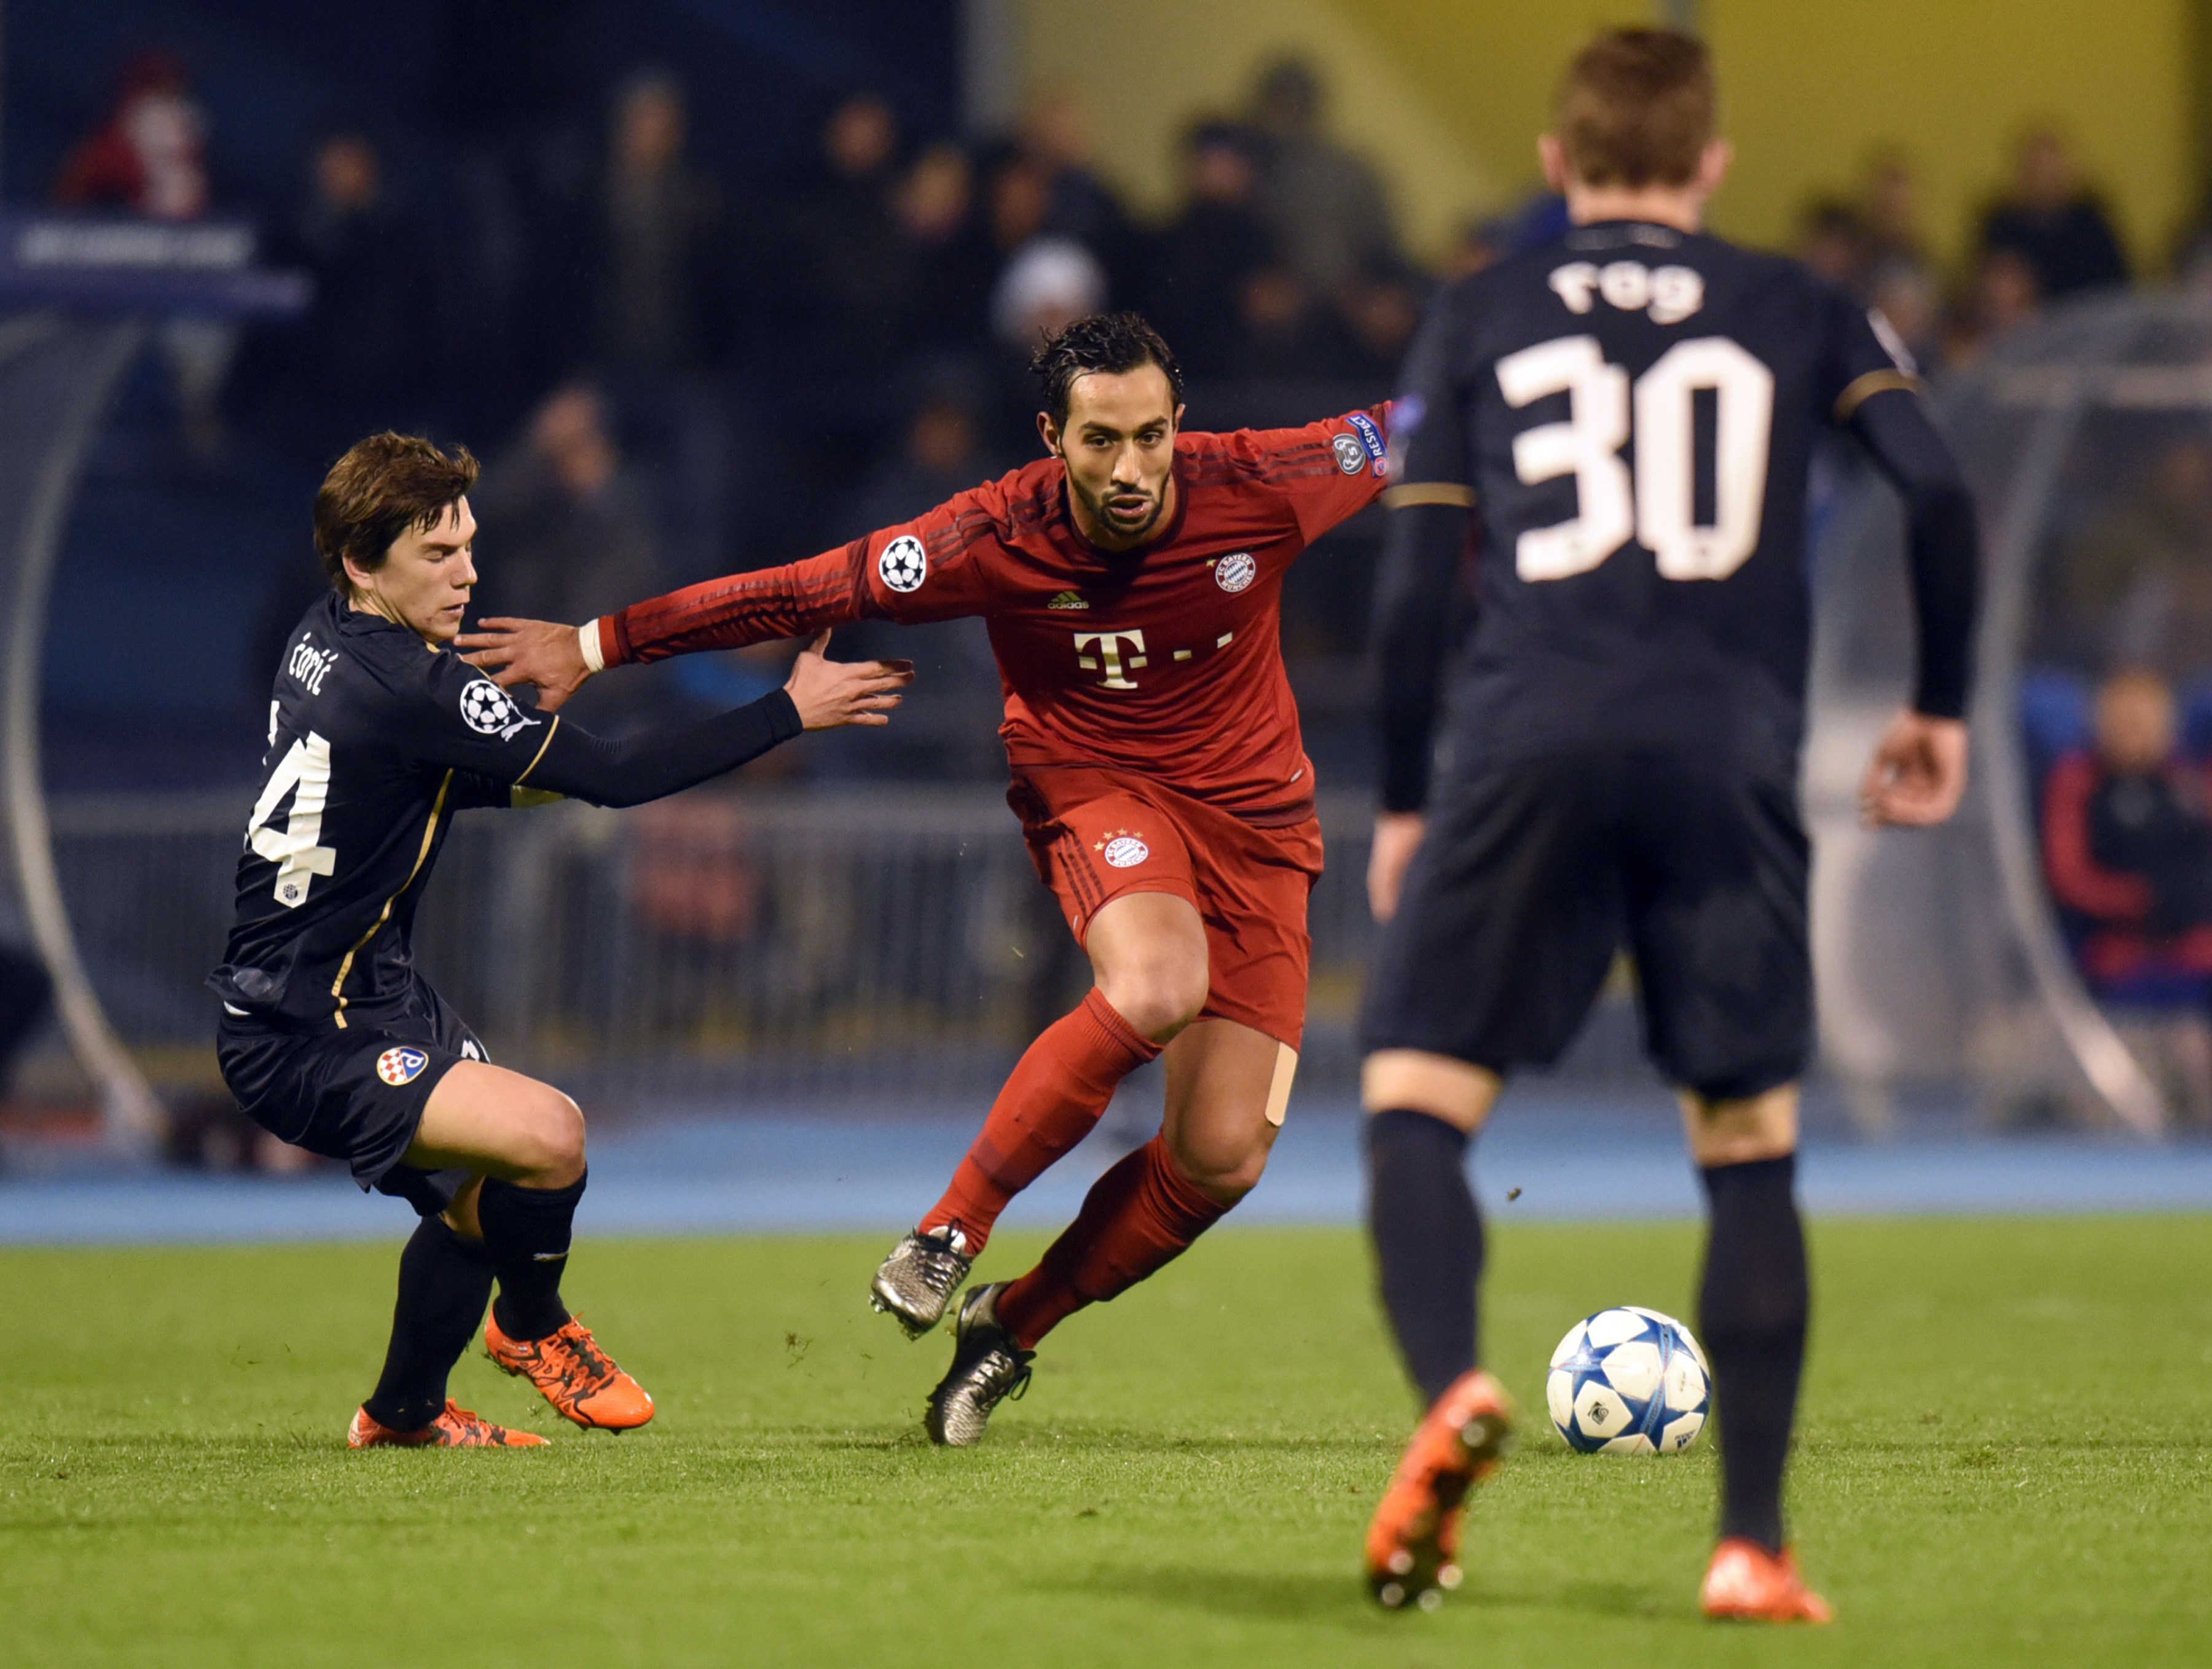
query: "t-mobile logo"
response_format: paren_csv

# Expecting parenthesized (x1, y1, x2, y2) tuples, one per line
(1073, 630, 1149, 690)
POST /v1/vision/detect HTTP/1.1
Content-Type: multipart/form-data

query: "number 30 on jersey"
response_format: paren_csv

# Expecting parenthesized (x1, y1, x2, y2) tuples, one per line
(1499, 334, 1773, 584)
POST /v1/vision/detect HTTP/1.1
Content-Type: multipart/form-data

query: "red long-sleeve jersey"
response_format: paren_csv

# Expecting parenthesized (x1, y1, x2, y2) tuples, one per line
(594, 411, 1391, 818)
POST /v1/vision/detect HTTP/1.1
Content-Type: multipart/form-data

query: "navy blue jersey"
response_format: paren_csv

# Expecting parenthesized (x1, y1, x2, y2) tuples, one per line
(1391, 220, 1918, 780)
(213, 592, 562, 1031)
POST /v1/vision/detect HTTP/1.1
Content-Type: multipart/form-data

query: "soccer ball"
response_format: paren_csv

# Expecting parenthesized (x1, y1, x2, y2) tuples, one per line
(1546, 1306, 1710, 1455)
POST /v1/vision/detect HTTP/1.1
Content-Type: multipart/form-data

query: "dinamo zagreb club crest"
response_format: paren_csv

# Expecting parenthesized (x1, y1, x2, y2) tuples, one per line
(1214, 552, 1257, 593)
(377, 1046, 429, 1086)
(879, 534, 928, 593)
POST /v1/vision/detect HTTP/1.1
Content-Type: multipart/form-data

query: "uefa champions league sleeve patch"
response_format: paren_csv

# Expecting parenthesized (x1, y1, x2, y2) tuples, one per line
(879, 534, 928, 593)
(1333, 432, 1367, 474)
(376, 1046, 430, 1086)
(458, 677, 541, 742)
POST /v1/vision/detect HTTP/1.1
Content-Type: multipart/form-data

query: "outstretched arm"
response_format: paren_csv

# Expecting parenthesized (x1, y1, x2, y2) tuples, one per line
(1846, 386, 1980, 827)
(461, 545, 870, 711)
(514, 633, 912, 808)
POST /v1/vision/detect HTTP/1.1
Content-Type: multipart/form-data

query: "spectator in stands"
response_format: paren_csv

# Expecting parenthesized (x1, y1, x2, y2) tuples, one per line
(893, 143, 995, 356)
(1016, 87, 1137, 293)
(1223, 264, 1370, 381)
(1979, 125, 2129, 302)
(246, 131, 442, 461)
(2043, 669, 2212, 1123)
(1246, 58, 1399, 300)
(56, 49, 232, 454)
(1796, 197, 1870, 293)
(777, 92, 908, 378)
(1437, 217, 1508, 283)
(982, 236, 1105, 454)
(2058, 436, 2212, 681)
(592, 71, 724, 380)
(1942, 246, 2042, 369)
(1859, 151, 1932, 275)
(55, 49, 208, 219)
(2044, 669, 2212, 980)
(474, 383, 660, 626)
(1145, 120, 1278, 377)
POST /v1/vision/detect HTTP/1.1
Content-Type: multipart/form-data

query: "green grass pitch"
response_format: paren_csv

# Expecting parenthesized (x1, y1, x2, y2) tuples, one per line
(6, 1216, 2210, 1667)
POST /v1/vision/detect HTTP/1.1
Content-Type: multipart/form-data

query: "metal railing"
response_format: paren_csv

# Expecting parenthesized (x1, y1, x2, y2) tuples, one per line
(50, 786, 1476, 1105)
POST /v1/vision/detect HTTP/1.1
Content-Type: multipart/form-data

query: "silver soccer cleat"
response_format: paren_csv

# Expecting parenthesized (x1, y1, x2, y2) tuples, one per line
(869, 1225, 973, 1337)
(924, 1283, 1034, 1447)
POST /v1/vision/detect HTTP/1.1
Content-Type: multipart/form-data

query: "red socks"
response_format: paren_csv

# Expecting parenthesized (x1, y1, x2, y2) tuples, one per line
(994, 1135, 1231, 1349)
(921, 988, 1161, 1254)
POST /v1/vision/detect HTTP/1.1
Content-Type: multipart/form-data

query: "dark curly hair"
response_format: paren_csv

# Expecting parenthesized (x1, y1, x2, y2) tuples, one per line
(1030, 312, 1185, 426)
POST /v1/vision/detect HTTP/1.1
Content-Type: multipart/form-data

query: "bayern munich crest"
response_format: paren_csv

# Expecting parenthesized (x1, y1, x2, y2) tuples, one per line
(879, 534, 928, 593)
(1214, 552, 1256, 593)
(1100, 834, 1150, 869)
(376, 1046, 429, 1087)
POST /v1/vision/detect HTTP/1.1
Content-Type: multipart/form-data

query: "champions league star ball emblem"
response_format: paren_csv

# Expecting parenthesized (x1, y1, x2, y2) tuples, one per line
(458, 678, 539, 740)
(1214, 552, 1257, 593)
(879, 534, 928, 593)
(1333, 432, 1367, 474)
(376, 1047, 429, 1087)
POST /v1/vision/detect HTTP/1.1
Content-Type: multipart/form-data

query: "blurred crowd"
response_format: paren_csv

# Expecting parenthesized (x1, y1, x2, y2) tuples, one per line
(1787, 126, 2151, 375)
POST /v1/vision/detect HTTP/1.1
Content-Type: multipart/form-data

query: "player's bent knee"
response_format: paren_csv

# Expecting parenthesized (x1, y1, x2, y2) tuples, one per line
(1680, 1081, 1798, 1167)
(1361, 1049, 1498, 1132)
(1170, 1131, 1270, 1202)
(1102, 962, 1210, 1042)
(514, 1087, 587, 1183)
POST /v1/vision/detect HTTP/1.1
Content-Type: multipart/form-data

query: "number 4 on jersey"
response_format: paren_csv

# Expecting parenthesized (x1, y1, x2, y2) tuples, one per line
(246, 730, 337, 908)
(1498, 333, 1774, 584)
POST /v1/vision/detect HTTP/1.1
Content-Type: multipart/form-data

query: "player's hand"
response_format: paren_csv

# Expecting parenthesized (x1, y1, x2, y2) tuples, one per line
(783, 631, 915, 730)
(1368, 811, 1427, 921)
(458, 617, 592, 712)
(1859, 710, 1969, 828)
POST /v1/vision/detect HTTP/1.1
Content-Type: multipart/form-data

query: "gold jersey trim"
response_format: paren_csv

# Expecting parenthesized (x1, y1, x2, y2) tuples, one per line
(1383, 482, 1478, 510)
(329, 770, 453, 1029)
(512, 713, 560, 789)
(1834, 368, 1923, 422)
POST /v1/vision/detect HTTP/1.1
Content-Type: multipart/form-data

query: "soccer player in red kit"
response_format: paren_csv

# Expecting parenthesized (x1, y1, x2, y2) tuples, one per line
(463, 314, 1389, 1443)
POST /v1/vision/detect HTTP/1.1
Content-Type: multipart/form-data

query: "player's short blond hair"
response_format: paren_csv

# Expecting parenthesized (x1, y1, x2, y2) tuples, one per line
(1553, 28, 1716, 190)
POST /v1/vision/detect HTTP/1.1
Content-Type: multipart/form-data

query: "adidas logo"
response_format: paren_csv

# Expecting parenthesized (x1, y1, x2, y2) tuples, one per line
(1046, 590, 1089, 611)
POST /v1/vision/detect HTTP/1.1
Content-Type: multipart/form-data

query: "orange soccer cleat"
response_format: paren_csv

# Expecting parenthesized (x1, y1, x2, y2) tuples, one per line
(347, 1399, 548, 1448)
(1700, 1538, 1835, 1624)
(1365, 1369, 1516, 1611)
(484, 1313, 655, 1430)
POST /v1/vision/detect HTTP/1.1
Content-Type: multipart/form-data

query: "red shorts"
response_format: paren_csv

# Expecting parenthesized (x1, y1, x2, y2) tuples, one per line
(1006, 765, 1325, 1050)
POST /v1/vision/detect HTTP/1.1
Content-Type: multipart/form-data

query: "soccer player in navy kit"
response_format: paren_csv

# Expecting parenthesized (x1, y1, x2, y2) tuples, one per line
(211, 434, 909, 1446)
(1355, 33, 1980, 1617)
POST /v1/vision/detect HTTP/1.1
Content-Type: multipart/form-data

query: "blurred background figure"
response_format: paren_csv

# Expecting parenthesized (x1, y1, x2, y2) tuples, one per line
(1145, 119, 1277, 377)
(55, 48, 208, 219)
(0, 937, 54, 1120)
(242, 130, 442, 465)
(2058, 436, 2212, 681)
(2042, 669, 2212, 1124)
(1979, 124, 2129, 302)
(473, 382, 660, 631)
(56, 48, 234, 454)
(1247, 57, 1400, 302)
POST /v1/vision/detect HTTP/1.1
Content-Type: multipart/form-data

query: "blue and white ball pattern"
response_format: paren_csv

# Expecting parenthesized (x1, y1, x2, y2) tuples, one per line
(1546, 1306, 1711, 1455)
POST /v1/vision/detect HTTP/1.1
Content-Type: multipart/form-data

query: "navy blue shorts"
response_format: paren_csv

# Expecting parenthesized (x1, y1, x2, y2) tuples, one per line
(1361, 749, 1811, 1101)
(216, 992, 485, 1218)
